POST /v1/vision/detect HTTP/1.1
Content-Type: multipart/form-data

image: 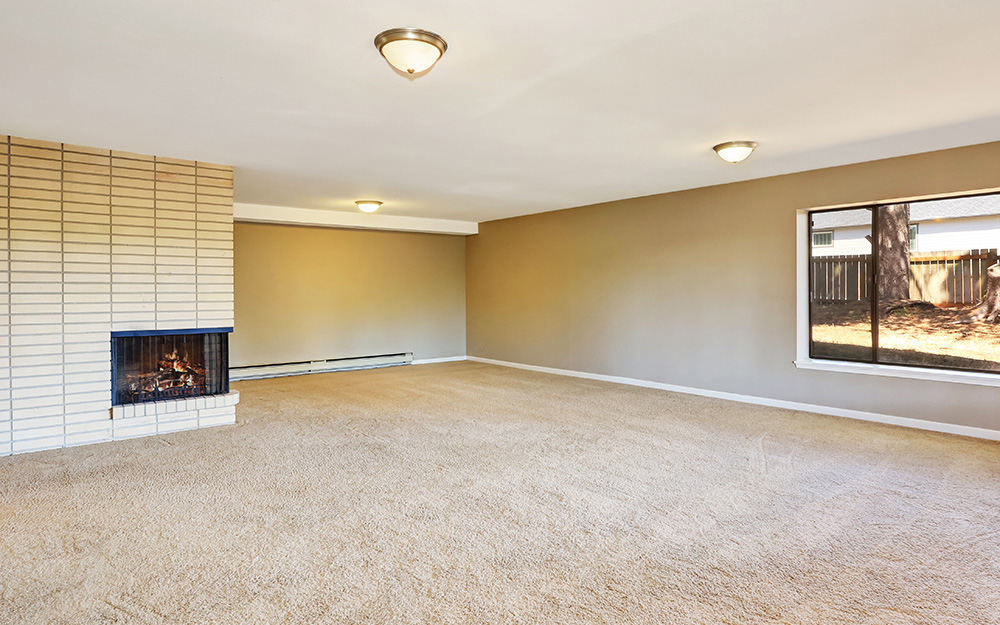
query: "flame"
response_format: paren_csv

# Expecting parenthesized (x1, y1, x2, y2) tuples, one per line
(125, 349, 206, 398)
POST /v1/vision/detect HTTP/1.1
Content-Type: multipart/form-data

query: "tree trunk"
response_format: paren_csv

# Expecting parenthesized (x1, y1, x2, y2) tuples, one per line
(959, 262, 1000, 323)
(876, 203, 911, 302)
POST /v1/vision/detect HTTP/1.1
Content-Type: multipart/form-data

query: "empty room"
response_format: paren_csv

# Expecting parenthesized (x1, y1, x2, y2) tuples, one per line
(2, 1, 999, 623)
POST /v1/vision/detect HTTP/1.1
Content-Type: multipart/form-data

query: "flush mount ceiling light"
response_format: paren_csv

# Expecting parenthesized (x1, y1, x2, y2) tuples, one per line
(355, 200, 382, 213)
(374, 28, 448, 75)
(713, 141, 758, 164)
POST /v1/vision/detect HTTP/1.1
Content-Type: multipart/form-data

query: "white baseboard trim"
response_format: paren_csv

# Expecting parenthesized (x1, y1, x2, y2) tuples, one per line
(231, 353, 412, 381)
(467, 356, 1000, 442)
(411, 356, 468, 365)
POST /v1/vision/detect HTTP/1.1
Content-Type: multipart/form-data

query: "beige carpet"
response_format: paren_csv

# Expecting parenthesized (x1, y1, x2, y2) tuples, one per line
(1, 362, 999, 624)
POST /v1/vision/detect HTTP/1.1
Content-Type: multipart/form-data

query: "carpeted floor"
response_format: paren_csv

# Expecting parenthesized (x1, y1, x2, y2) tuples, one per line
(1, 361, 999, 624)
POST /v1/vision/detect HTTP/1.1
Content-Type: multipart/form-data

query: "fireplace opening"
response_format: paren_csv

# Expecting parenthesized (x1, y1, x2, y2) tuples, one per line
(111, 328, 231, 406)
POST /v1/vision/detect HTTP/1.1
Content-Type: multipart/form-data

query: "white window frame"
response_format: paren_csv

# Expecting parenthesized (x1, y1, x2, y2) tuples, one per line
(794, 188, 1000, 388)
(811, 230, 834, 247)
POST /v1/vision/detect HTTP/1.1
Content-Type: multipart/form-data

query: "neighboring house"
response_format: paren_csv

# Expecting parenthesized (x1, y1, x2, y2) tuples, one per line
(810, 194, 1000, 256)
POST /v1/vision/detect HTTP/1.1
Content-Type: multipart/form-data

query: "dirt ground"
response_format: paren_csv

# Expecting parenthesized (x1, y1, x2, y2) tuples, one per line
(811, 302, 1000, 371)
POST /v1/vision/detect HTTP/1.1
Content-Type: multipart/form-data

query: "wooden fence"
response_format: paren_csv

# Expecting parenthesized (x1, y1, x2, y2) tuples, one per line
(909, 249, 999, 306)
(812, 249, 999, 306)
(811, 254, 872, 303)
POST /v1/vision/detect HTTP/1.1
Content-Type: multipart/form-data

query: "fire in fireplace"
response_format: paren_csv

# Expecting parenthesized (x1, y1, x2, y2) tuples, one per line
(111, 328, 231, 406)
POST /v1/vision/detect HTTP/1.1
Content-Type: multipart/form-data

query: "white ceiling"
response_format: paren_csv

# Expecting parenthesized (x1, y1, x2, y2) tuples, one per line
(3, 0, 1000, 223)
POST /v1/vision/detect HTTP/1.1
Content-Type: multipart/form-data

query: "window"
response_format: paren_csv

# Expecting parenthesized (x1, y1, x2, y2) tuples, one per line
(807, 192, 1000, 375)
(812, 230, 833, 247)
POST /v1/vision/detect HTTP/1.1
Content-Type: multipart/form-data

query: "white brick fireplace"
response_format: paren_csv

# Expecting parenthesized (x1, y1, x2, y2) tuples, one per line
(0, 135, 239, 455)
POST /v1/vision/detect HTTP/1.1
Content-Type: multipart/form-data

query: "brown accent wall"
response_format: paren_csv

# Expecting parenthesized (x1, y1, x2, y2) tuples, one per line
(232, 223, 466, 367)
(466, 141, 1000, 431)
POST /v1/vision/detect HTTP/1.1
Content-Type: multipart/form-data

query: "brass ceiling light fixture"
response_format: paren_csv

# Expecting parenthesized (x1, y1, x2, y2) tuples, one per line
(713, 141, 758, 164)
(374, 28, 448, 75)
(355, 200, 382, 213)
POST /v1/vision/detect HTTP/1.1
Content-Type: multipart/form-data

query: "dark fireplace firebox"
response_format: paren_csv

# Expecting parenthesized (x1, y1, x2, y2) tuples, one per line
(111, 328, 231, 406)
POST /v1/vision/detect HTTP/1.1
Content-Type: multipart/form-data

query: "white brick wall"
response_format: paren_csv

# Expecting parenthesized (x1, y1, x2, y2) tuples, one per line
(1, 135, 11, 456)
(0, 136, 237, 456)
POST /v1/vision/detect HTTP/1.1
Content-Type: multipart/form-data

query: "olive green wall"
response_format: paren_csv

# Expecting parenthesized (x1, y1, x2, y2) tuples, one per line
(232, 223, 466, 367)
(466, 142, 1000, 431)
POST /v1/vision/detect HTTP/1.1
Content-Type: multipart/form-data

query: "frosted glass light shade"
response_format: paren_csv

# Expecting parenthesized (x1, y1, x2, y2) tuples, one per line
(355, 200, 382, 213)
(713, 141, 758, 163)
(374, 28, 447, 74)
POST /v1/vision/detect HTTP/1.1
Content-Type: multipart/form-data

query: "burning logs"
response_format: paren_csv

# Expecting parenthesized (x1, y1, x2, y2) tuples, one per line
(126, 349, 206, 399)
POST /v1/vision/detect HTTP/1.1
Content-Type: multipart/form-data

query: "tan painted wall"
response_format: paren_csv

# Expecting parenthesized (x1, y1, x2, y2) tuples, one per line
(466, 141, 1000, 431)
(232, 223, 466, 367)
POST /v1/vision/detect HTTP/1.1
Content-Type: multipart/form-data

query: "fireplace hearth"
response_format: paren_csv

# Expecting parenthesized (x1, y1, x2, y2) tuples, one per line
(111, 328, 231, 406)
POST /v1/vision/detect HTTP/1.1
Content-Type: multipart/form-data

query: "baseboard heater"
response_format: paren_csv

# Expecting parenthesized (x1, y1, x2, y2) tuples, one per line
(230, 352, 413, 381)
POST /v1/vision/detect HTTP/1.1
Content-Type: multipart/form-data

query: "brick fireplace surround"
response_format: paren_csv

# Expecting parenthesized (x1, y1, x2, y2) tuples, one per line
(0, 134, 239, 455)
